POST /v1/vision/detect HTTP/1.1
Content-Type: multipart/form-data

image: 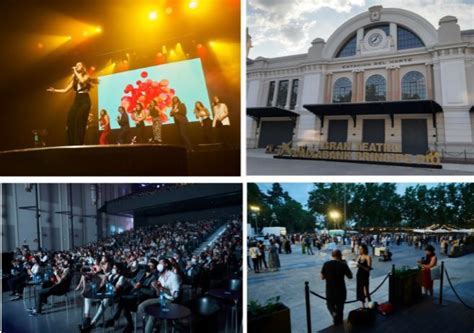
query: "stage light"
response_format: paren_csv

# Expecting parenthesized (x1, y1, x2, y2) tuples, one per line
(197, 43, 203, 49)
(37, 42, 44, 49)
(189, 1, 198, 9)
(67, 36, 72, 40)
(148, 11, 158, 20)
(82, 31, 89, 37)
(165, 7, 173, 15)
(95, 26, 102, 33)
(207, 40, 240, 87)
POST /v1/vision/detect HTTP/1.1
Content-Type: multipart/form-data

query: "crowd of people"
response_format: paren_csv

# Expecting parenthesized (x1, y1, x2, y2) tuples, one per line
(7, 217, 242, 333)
(248, 230, 447, 326)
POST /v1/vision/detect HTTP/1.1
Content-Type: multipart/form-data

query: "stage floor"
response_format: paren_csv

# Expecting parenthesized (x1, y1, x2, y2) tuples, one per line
(0, 144, 240, 176)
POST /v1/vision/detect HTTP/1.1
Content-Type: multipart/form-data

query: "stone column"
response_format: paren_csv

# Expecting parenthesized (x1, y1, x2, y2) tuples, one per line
(392, 67, 400, 101)
(325, 73, 333, 103)
(386, 68, 393, 101)
(285, 80, 292, 108)
(272, 81, 278, 106)
(351, 71, 358, 102)
(357, 70, 365, 102)
(425, 63, 434, 100)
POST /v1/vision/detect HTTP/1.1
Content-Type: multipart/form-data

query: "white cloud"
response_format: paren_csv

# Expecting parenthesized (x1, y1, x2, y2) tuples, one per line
(248, 0, 474, 58)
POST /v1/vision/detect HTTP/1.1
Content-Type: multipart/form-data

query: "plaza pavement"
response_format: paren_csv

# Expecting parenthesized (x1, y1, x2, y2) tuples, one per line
(247, 149, 474, 175)
(247, 242, 474, 332)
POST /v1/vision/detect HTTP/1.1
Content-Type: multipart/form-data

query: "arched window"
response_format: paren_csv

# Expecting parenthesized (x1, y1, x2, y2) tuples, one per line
(397, 26, 424, 50)
(336, 34, 357, 58)
(332, 77, 352, 103)
(401, 71, 426, 100)
(365, 74, 386, 101)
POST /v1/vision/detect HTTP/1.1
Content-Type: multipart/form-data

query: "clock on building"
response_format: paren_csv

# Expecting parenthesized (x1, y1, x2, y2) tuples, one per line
(368, 32, 383, 47)
(363, 29, 388, 51)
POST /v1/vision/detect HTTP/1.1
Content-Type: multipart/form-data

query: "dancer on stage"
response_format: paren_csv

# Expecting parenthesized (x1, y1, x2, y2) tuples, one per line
(98, 109, 110, 145)
(212, 96, 231, 147)
(148, 99, 164, 144)
(132, 103, 146, 144)
(117, 106, 130, 144)
(194, 101, 212, 143)
(47, 62, 98, 146)
(170, 96, 193, 151)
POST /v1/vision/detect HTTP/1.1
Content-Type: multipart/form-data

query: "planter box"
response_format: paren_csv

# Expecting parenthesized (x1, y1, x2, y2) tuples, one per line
(389, 269, 422, 307)
(248, 303, 291, 333)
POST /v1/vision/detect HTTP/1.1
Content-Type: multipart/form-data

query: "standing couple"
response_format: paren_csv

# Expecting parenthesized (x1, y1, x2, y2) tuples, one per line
(321, 244, 372, 325)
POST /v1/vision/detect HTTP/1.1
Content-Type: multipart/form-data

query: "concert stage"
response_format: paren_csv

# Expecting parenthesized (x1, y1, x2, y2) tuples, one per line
(0, 144, 240, 176)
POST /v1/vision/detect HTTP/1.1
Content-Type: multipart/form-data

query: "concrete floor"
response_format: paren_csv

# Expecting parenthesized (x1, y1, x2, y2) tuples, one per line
(247, 149, 474, 175)
(248, 242, 474, 332)
(1, 290, 114, 333)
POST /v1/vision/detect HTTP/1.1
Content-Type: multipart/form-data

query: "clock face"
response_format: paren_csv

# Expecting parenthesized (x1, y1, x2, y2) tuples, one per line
(368, 32, 383, 47)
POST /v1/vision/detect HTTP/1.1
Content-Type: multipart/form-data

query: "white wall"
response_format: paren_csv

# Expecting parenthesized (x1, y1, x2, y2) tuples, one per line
(1, 184, 132, 252)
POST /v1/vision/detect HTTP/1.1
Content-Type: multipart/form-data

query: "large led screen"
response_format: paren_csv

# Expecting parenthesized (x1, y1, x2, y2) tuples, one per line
(98, 58, 211, 129)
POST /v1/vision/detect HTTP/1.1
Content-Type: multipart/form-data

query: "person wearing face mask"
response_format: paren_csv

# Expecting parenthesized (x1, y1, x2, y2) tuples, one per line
(135, 258, 181, 333)
(28, 260, 73, 316)
(79, 262, 129, 333)
(105, 259, 158, 333)
(184, 256, 201, 286)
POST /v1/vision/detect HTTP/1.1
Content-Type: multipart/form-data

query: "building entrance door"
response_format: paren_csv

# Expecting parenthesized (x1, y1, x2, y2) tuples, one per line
(401, 119, 428, 154)
(363, 119, 385, 143)
(258, 121, 294, 148)
(328, 119, 348, 143)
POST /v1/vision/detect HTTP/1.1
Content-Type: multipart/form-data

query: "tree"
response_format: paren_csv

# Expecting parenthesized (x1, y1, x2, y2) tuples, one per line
(266, 183, 286, 208)
(307, 183, 355, 228)
(351, 183, 402, 228)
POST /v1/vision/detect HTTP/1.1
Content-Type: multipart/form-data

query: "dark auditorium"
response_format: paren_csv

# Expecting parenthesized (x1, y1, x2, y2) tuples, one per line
(1, 183, 243, 333)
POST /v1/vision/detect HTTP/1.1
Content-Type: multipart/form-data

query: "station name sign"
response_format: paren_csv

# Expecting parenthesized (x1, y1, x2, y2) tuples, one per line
(342, 58, 413, 69)
(272, 141, 441, 168)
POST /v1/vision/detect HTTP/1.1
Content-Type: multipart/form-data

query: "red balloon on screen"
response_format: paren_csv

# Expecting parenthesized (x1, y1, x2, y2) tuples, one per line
(141, 71, 148, 78)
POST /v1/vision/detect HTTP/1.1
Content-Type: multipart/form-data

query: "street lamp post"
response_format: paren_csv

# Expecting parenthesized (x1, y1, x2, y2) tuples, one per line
(250, 205, 260, 234)
(329, 210, 341, 230)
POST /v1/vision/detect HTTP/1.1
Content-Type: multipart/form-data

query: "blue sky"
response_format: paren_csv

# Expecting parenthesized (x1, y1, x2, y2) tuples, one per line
(248, 0, 474, 58)
(257, 183, 440, 208)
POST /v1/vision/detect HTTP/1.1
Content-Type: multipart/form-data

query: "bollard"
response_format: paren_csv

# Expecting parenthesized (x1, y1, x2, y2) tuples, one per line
(439, 261, 444, 305)
(305, 281, 312, 333)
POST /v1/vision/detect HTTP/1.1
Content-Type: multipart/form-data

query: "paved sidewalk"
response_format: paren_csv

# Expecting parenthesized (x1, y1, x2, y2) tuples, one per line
(248, 242, 474, 332)
(247, 149, 474, 175)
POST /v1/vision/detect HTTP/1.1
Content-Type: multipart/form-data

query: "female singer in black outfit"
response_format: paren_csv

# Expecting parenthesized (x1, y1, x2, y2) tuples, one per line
(356, 243, 372, 307)
(47, 62, 97, 145)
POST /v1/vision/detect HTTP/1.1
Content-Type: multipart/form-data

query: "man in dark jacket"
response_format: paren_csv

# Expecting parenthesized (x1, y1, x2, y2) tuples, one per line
(170, 96, 193, 151)
(321, 249, 353, 325)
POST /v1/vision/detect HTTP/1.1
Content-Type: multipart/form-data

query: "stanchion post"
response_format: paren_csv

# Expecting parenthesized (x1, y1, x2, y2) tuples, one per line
(305, 281, 312, 333)
(389, 264, 395, 304)
(439, 261, 444, 305)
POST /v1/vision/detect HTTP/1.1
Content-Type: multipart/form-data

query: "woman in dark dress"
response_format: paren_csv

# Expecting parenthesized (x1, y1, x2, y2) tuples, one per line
(356, 243, 372, 308)
(47, 62, 98, 145)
